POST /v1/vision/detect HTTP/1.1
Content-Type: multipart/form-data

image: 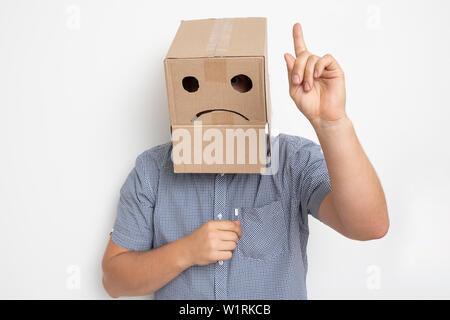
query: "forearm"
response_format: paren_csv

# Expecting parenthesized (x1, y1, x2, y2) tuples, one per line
(102, 238, 192, 298)
(312, 116, 389, 239)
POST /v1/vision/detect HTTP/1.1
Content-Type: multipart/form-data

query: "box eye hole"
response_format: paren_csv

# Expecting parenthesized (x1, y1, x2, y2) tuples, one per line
(230, 74, 252, 93)
(182, 76, 199, 93)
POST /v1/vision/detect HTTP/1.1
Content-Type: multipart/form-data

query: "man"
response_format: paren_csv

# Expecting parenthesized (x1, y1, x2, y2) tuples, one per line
(101, 23, 389, 299)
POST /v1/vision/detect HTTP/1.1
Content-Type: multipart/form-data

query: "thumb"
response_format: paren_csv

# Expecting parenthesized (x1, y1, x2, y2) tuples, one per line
(284, 53, 295, 88)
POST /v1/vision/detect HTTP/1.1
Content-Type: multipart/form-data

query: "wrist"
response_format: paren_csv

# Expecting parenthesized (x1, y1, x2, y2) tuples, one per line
(310, 115, 353, 137)
(173, 237, 194, 271)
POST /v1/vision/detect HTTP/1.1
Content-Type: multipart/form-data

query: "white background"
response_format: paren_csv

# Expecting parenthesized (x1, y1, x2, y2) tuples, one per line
(1, 0, 449, 299)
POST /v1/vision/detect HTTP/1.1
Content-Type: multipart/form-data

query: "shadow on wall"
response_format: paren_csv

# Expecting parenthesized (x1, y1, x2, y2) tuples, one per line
(139, 61, 171, 146)
(99, 56, 171, 284)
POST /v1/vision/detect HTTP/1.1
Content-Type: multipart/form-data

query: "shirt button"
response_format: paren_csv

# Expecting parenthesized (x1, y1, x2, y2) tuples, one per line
(218, 260, 224, 265)
(218, 213, 223, 220)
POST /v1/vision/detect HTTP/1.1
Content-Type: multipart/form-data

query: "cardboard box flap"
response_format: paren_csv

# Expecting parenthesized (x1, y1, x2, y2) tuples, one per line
(166, 17, 267, 58)
(171, 123, 268, 174)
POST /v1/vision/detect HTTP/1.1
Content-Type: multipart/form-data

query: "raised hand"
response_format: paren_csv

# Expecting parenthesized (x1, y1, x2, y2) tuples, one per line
(284, 23, 346, 125)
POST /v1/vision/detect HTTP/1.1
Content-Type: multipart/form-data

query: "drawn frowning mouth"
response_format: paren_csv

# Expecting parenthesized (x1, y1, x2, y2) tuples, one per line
(191, 108, 249, 122)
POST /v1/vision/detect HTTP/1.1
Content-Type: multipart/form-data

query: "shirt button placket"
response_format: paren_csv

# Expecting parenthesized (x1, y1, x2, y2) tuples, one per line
(214, 173, 228, 300)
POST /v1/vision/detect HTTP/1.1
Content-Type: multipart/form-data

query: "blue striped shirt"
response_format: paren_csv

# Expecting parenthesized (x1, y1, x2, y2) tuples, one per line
(111, 134, 331, 299)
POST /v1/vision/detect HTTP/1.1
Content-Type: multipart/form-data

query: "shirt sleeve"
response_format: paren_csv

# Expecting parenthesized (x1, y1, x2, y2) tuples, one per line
(111, 153, 156, 251)
(282, 135, 331, 220)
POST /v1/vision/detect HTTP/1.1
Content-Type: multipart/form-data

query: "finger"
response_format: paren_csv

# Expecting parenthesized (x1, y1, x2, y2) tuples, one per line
(303, 55, 319, 92)
(293, 23, 307, 57)
(284, 53, 295, 89)
(217, 240, 237, 251)
(218, 230, 239, 243)
(292, 51, 310, 86)
(215, 220, 242, 237)
(215, 251, 233, 261)
(315, 54, 341, 78)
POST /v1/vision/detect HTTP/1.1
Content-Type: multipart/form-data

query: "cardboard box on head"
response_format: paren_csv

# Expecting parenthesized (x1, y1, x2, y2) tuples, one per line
(164, 17, 271, 174)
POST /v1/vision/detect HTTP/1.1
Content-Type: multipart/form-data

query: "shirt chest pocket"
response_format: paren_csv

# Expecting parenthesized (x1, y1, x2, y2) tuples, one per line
(235, 200, 288, 261)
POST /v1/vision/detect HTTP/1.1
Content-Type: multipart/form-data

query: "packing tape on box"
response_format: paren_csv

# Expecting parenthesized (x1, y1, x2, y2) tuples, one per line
(204, 19, 233, 83)
(206, 19, 233, 56)
(204, 59, 227, 83)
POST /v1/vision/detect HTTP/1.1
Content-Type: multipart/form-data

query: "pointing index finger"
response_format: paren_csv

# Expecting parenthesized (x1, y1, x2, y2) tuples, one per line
(293, 23, 307, 57)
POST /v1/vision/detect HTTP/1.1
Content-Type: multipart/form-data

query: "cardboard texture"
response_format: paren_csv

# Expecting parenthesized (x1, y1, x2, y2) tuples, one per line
(164, 17, 271, 173)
